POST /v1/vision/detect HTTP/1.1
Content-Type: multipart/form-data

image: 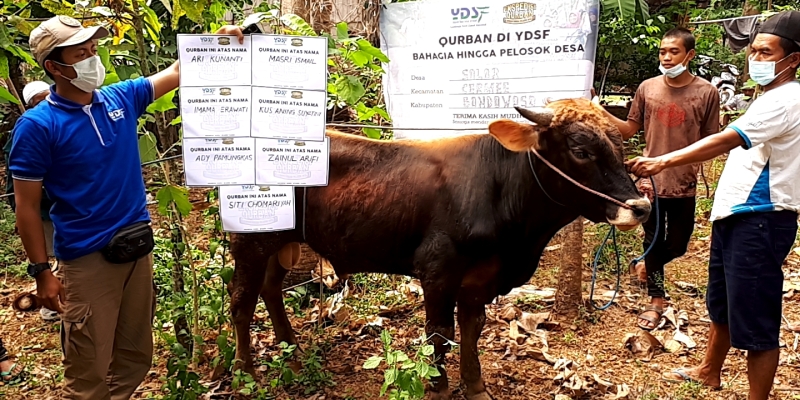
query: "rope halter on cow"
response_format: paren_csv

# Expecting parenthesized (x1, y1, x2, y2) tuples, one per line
(524, 139, 659, 312)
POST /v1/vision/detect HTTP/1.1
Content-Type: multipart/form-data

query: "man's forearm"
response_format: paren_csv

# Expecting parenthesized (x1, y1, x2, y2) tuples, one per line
(662, 129, 744, 169)
(15, 205, 49, 263)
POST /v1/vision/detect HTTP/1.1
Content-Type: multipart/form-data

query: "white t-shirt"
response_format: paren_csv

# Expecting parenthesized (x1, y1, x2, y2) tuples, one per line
(711, 80, 800, 222)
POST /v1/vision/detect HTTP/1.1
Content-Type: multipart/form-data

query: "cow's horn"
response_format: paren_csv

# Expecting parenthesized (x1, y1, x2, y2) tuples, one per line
(514, 107, 554, 127)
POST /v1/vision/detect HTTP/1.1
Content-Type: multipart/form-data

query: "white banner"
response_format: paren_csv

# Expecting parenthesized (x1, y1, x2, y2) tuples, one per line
(380, 0, 600, 140)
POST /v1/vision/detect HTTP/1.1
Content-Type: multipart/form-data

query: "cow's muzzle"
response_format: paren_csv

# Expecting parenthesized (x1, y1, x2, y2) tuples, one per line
(607, 197, 651, 231)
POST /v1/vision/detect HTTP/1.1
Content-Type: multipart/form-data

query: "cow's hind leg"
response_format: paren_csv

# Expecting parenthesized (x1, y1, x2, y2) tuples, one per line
(230, 255, 268, 374)
(457, 301, 492, 400)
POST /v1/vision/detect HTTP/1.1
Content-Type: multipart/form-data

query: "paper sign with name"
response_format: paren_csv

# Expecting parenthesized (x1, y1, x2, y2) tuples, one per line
(251, 35, 328, 91)
(184, 137, 256, 186)
(256, 138, 329, 186)
(180, 86, 252, 138)
(177, 35, 252, 87)
(219, 185, 295, 232)
(251, 86, 326, 141)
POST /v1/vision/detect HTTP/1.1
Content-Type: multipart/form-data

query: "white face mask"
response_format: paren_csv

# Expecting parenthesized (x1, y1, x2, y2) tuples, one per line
(659, 62, 686, 79)
(55, 55, 105, 92)
(749, 53, 794, 86)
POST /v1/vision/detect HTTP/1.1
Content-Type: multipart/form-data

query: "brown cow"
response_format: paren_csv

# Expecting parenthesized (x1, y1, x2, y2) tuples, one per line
(229, 98, 650, 400)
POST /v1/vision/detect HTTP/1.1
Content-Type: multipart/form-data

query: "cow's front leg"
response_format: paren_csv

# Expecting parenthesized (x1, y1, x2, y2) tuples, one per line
(457, 301, 492, 400)
(230, 256, 268, 374)
(261, 254, 299, 349)
(421, 283, 457, 400)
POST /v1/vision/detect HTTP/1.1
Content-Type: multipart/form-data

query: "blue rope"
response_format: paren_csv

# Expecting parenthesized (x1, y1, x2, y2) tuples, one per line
(589, 176, 659, 311)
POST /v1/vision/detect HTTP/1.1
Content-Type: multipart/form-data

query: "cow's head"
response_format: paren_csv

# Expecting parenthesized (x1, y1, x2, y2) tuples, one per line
(487, 98, 650, 230)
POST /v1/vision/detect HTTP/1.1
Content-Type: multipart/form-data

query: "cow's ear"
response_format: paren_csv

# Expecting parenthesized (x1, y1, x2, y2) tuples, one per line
(488, 119, 540, 152)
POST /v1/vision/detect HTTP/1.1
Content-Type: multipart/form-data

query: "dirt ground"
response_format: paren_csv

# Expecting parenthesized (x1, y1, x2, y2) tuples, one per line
(2, 167, 800, 400)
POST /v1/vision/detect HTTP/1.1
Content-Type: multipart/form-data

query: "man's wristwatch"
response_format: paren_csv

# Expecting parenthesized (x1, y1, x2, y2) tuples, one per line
(27, 262, 52, 278)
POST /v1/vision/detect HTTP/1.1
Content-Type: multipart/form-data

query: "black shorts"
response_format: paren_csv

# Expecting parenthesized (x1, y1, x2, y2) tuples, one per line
(707, 210, 797, 351)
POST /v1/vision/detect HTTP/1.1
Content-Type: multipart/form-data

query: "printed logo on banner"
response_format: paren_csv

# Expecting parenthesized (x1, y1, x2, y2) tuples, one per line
(502, 2, 536, 24)
(451, 6, 490, 26)
(218, 37, 231, 45)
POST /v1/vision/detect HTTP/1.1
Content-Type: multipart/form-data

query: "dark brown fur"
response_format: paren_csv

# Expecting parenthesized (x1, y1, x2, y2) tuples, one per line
(228, 99, 650, 400)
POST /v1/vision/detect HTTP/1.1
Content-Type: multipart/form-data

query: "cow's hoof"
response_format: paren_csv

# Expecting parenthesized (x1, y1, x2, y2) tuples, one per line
(427, 389, 452, 400)
(467, 392, 494, 400)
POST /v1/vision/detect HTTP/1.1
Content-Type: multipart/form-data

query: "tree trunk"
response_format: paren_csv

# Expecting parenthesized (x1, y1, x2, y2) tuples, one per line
(553, 217, 584, 321)
(742, 0, 761, 82)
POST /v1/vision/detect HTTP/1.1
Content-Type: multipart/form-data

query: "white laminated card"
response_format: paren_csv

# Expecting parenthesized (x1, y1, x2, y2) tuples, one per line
(219, 185, 295, 232)
(183, 137, 256, 186)
(255, 138, 329, 186)
(180, 86, 251, 138)
(251, 86, 326, 141)
(177, 35, 252, 87)
(251, 34, 328, 91)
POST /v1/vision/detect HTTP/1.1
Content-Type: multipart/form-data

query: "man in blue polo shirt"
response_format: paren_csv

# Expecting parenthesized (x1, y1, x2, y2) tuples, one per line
(9, 15, 243, 399)
(627, 11, 800, 399)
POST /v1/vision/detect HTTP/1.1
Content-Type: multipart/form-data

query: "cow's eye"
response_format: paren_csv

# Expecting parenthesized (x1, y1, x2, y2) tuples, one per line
(572, 150, 589, 159)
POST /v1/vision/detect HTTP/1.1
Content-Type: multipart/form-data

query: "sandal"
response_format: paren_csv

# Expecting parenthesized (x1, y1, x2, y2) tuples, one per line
(662, 368, 722, 390)
(637, 305, 664, 331)
(0, 362, 29, 386)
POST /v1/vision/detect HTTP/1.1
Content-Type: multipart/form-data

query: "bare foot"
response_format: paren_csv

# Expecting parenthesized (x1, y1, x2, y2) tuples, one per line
(635, 261, 647, 282)
(662, 367, 722, 389)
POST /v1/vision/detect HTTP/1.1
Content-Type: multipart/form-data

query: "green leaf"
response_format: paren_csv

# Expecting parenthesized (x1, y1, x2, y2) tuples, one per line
(363, 127, 381, 139)
(381, 330, 392, 347)
(0, 50, 9, 79)
(0, 86, 20, 105)
(384, 368, 398, 386)
(138, 132, 158, 163)
(410, 377, 425, 397)
(362, 356, 383, 370)
(394, 352, 409, 363)
(414, 362, 429, 377)
(103, 72, 121, 86)
(280, 14, 317, 36)
(335, 22, 349, 41)
(156, 185, 192, 217)
(219, 267, 234, 284)
(421, 345, 434, 356)
(9, 16, 37, 36)
(170, 115, 183, 126)
(349, 50, 370, 67)
(334, 75, 365, 105)
(147, 89, 177, 114)
(356, 39, 390, 63)
(179, 0, 208, 25)
(142, 4, 163, 47)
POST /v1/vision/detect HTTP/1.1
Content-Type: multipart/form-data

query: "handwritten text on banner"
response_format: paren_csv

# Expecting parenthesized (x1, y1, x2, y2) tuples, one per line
(219, 185, 296, 232)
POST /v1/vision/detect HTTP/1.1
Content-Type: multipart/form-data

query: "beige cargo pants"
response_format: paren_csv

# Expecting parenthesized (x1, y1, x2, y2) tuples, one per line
(58, 251, 154, 400)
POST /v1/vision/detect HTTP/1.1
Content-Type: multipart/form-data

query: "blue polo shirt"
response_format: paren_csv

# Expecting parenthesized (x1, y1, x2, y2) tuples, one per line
(9, 78, 154, 260)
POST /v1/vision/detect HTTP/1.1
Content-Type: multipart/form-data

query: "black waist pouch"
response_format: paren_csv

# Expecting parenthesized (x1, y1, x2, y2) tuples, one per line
(101, 222, 155, 264)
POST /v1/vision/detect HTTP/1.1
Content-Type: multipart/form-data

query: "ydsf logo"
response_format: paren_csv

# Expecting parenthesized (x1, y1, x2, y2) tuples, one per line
(451, 6, 489, 25)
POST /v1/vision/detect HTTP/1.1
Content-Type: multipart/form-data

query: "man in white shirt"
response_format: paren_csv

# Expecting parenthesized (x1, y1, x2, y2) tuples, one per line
(626, 10, 800, 400)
